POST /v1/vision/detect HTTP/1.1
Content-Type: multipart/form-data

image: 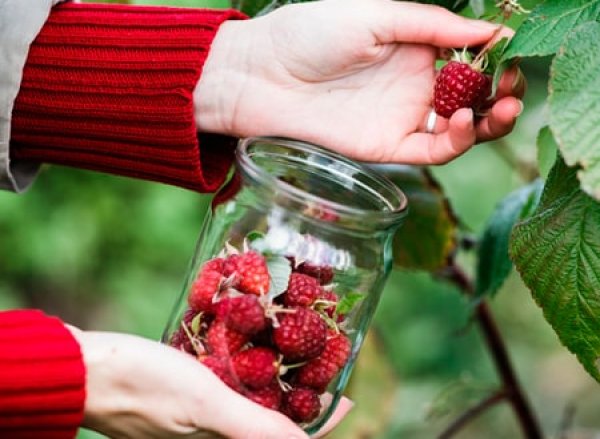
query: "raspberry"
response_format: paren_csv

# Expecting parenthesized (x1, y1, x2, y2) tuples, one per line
(216, 295, 267, 335)
(245, 382, 283, 411)
(296, 331, 351, 393)
(273, 308, 327, 361)
(222, 254, 241, 278)
(284, 273, 323, 307)
(206, 320, 249, 357)
(168, 327, 195, 355)
(200, 355, 242, 392)
(188, 269, 222, 313)
(433, 60, 491, 118)
(235, 251, 270, 295)
(232, 347, 279, 389)
(296, 262, 334, 285)
(282, 387, 321, 423)
(203, 257, 224, 273)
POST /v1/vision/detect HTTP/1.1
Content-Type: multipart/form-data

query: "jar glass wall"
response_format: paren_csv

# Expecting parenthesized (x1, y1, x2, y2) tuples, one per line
(163, 137, 407, 433)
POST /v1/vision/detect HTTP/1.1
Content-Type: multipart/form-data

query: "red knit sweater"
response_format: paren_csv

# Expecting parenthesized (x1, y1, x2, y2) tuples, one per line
(3, 3, 245, 437)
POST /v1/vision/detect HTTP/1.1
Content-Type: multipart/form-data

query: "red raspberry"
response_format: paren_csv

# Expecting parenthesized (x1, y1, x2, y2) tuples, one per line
(222, 254, 241, 278)
(232, 347, 279, 389)
(206, 320, 248, 357)
(216, 295, 267, 335)
(282, 387, 321, 423)
(168, 328, 195, 355)
(235, 251, 270, 295)
(296, 331, 351, 393)
(188, 269, 222, 313)
(200, 355, 242, 392)
(296, 262, 334, 285)
(273, 308, 327, 361)
(284, 273, 323, 307)
(245, 382, 283, 411)
(433, 61, 491, 118)
(203, 257, 224, 273)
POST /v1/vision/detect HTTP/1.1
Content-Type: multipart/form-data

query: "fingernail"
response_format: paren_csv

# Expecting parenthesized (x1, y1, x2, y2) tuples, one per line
(516, 100, 524, 117)
(512, 69, 525, 91)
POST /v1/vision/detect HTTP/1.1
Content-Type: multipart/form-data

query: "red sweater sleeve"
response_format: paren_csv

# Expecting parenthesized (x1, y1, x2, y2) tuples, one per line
(10, 3, 246, 192)
(0, 310, 85, 438)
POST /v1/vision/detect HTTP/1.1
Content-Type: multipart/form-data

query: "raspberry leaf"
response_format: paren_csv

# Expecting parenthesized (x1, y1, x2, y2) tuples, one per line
(475, 179, 543, 299)
(266, 255, 292, 300)
(190, 312, 203, 335)
(503, 0, 600, 61)
(485, 37, 511, 97)
(537, 126, 559, 180)
(549, 22, 600, 200)
(469, 0, 485, 18)
(375, 165, 458, 271)
(245, 230, 265, 243)
(510, 156, 600, 382)
(336, 292, 364, 317)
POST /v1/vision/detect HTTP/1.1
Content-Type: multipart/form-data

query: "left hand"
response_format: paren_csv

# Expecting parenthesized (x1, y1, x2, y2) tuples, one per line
(196, 0, 525, 165)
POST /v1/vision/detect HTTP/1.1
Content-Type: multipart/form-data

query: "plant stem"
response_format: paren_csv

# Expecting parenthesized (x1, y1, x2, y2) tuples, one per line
(438, 389, 508, 439)
(476, 302, 543, 439)
(440, 265, 543, 439)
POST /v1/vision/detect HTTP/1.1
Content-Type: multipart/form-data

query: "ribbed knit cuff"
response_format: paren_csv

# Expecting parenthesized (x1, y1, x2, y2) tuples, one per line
(10, 3, 246, 192)
(0, 310, 85, 438)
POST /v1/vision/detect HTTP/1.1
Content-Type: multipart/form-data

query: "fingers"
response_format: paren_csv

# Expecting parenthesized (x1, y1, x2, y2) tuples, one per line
(391, 108, 476, 164)
(376, 1, 501, 48)
(211, 388, 309, 439)
(311, 397, 354, 438)
(476, 96, 522, 142)
(495, 66, 526, 100)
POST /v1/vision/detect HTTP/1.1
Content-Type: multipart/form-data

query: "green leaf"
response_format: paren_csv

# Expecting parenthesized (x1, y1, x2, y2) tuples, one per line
(336, 292, 365, 316)
(377, 165, 458, 271)
(246, 230, 265, 243)
(475, 180, 543, 298)
(190, 312, 202, 335)
(503, 0, 600, 60)
(537, 126, 558, 179)
(485, 37, 510, 97)
(426, 377, 497, 421)
(266, 255, 292, 299)
(510, 156, 600, 381)
(549, 21, 600, 200)
(469, 0, 485, 18)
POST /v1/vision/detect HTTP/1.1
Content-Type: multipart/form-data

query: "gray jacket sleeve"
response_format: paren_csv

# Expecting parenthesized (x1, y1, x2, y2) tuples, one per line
(0, 0, 65, 192)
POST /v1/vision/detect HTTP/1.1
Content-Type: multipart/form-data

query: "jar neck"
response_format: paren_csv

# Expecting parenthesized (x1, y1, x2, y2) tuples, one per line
(235, 137, 407, 235)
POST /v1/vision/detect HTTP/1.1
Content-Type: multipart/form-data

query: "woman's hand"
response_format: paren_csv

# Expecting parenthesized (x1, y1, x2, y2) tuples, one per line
(70, 329, 351, 438)
(196, 0, 525, 165)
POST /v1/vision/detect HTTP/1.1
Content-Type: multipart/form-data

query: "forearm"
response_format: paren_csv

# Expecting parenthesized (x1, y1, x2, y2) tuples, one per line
(10, 3, 245, 192)
(0, 310, 85, 438)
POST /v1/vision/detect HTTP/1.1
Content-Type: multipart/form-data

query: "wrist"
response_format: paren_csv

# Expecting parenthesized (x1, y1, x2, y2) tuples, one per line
(73, 331, 126, 434)
(194, 19, 252, 135)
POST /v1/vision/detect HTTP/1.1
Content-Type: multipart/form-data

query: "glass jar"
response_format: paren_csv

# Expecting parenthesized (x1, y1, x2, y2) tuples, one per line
(162, 137, 407, 433)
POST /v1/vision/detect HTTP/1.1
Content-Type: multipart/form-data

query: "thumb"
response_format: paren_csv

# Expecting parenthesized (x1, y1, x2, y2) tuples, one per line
(375, 1, 500, 48)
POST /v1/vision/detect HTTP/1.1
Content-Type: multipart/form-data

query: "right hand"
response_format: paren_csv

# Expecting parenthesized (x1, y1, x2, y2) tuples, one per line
(70, 329, 340, 439)
(198, 0, 524, 165)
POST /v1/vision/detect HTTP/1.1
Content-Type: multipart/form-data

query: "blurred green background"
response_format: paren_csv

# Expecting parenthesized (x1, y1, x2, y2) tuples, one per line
(2, 0, 599, 438)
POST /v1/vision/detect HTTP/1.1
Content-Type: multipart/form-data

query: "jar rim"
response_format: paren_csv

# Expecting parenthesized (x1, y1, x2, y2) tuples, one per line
(236, 137, 408, 229)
